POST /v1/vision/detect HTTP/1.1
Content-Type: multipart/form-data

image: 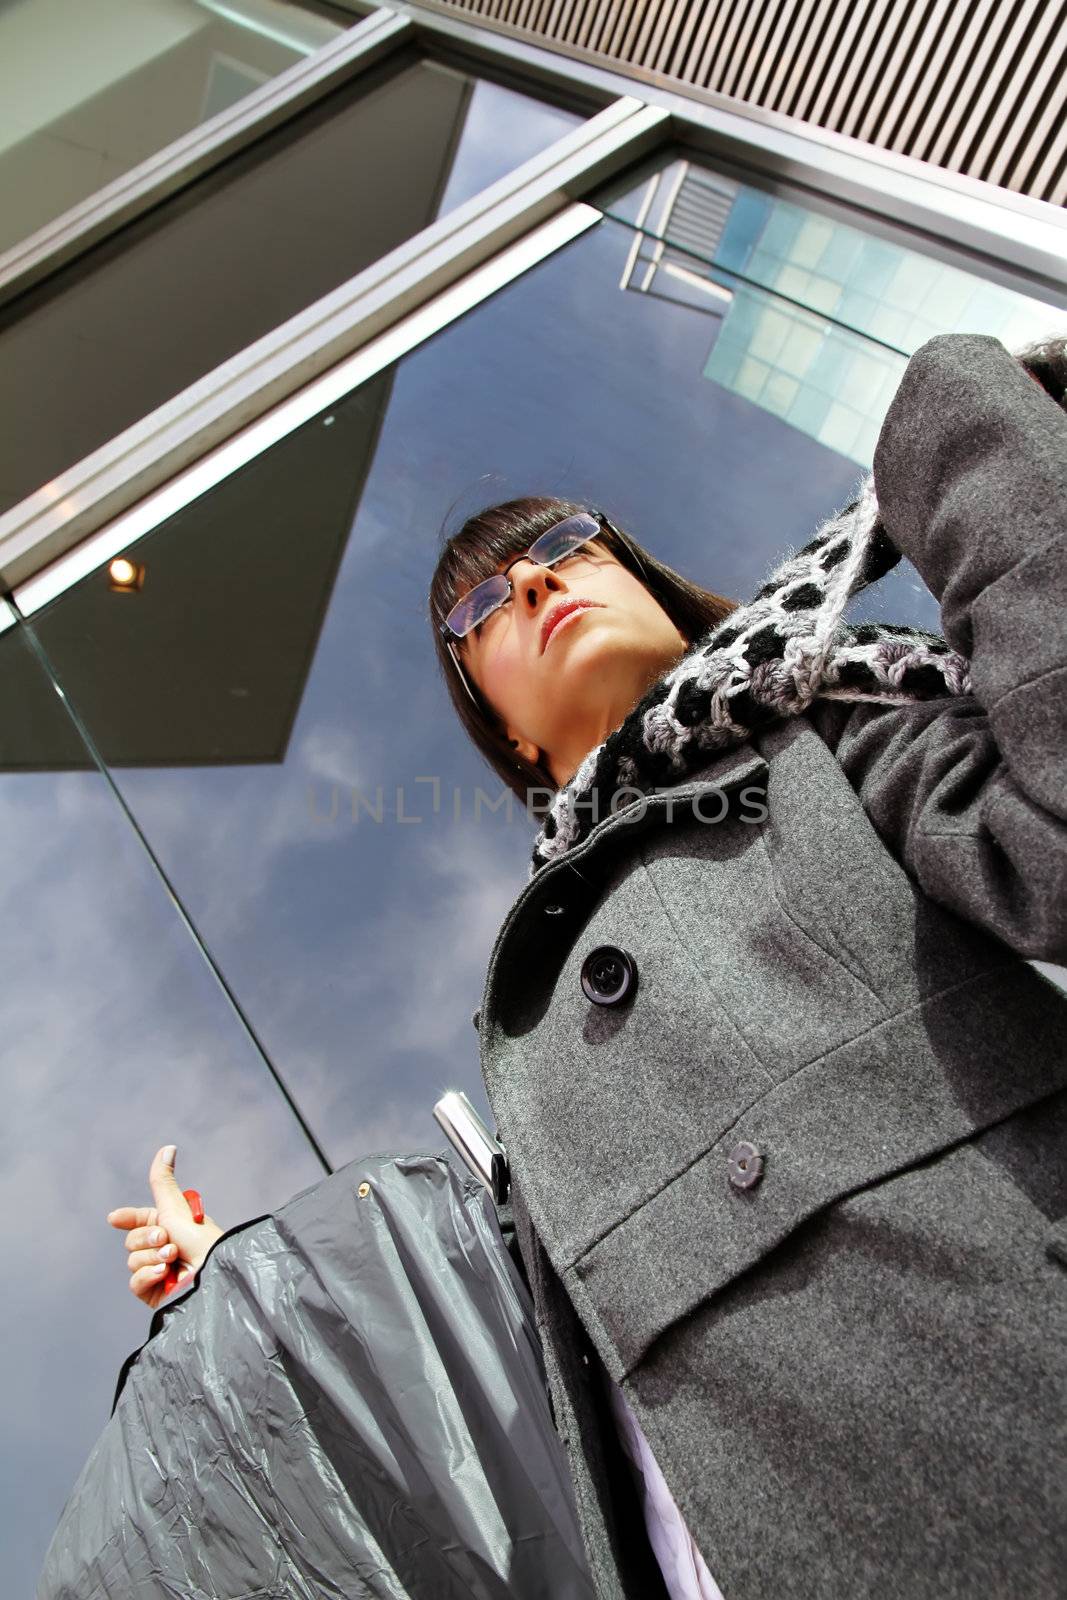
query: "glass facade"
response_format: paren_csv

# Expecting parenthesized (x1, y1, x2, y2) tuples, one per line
(0, 51, 581, 514)
(0, 0, 356, 255)
(597, 154, 1059, 466)
(5, 63, 1065, 1594)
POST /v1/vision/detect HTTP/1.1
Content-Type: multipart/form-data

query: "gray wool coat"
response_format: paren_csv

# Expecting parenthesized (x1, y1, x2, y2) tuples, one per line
(476, 334, 1067, 1600)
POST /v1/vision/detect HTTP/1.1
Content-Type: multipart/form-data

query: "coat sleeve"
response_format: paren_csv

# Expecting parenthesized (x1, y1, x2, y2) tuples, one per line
(808, 331, 1067, 964)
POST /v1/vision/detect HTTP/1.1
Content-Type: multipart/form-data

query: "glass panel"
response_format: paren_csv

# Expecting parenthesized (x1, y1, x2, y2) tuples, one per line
(0, 617, 325, 1594)
(592, 153, 1063, 473)
(0, 51, 582, 514)
(15, 188, 1065, 1587)
(0, 0, 356, 255)
(28, 209, 969, 1198)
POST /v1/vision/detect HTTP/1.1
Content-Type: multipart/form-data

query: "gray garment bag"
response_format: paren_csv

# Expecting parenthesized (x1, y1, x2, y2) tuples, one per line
(39, 1151, 594, 1600)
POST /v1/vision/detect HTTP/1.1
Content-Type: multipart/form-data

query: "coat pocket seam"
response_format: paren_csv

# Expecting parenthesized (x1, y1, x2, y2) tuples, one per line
(636, 851, 775, 1090)
(756, 826, 889, 1014)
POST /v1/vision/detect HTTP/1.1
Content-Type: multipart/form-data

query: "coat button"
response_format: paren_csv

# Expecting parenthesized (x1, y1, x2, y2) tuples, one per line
(580, 945, 638, 1006)
(727, 1141, 763, 1190)
(471, 1008, 481, 1032)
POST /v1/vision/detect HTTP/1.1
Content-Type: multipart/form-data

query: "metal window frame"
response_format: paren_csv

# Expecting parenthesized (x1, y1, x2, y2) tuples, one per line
(0, 9, 405, 308)
(0, 94, 664, 596)
(1, 0, 1064, 600)
(12, 200, 603, 616)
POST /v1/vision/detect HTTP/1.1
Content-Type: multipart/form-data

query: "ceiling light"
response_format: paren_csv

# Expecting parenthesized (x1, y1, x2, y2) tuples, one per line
(108, 558, 145, 592)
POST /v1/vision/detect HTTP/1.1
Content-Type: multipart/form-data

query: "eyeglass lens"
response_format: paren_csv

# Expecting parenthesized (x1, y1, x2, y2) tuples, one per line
(445, 513, 600, 638)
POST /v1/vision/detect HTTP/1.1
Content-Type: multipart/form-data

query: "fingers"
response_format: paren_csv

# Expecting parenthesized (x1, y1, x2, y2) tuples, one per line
(110, 1148, 220, 1310)
(148, 1145, 189, 1220)
(107, 1205, 158, 1232)
(130, 1262, 169, 1298)
(127, 1242, 178, 1274)
(109, 1150, 206, 1310)
(124, 1223, 169, 1254)
(129, 1261, 193, 1306)
(126, 1216, 178, 1277)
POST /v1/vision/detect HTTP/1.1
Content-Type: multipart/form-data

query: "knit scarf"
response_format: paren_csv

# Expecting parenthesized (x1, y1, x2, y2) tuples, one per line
(529, 335, 1065, 878)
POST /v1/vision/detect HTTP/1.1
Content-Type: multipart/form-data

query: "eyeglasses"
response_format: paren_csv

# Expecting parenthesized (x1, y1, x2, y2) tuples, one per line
(438, 509, 610, 709)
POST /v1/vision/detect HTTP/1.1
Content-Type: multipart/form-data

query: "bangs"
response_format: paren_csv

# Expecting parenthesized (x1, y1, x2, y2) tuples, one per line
(429, 499, 594, 633)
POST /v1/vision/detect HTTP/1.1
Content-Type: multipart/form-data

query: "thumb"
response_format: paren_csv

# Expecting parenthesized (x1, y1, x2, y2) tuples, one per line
(148, 1144, 189, 1220)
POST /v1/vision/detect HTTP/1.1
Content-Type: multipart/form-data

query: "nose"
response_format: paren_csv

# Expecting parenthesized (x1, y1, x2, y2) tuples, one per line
(507, 558, 566, 614)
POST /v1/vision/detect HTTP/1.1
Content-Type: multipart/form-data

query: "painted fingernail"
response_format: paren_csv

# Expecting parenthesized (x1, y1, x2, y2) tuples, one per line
(151, 1263, 166, 1275)
(161, 1145, 176, 1167)
(149, 1228, 164, 1246)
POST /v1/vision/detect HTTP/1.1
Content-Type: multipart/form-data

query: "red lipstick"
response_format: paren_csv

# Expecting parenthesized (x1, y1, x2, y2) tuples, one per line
(540, 598, 602, 653)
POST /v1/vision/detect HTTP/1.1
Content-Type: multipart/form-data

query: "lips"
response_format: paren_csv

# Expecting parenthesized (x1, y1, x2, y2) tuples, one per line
(540, 598, 602, 653)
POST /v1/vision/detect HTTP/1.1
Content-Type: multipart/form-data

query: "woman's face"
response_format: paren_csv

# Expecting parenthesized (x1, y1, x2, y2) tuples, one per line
(457, 538, 689, 788)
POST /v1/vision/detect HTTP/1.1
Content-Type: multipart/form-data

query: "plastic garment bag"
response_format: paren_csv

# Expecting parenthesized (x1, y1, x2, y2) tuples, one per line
(39, 1153, 595, 1600)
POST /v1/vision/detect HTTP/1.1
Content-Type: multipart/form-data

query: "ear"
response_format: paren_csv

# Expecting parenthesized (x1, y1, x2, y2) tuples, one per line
(505, 726, 541, 766)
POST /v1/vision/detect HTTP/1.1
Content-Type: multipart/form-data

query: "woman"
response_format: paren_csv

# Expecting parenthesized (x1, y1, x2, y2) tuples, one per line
(111, 331, 1067, 1599)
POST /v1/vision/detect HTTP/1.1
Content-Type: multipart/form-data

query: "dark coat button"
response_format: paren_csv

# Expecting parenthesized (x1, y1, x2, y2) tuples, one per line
(727, 1141, 763, 1190)
(580, 945, 638, 1006)
(471, 1008, 481, 1032)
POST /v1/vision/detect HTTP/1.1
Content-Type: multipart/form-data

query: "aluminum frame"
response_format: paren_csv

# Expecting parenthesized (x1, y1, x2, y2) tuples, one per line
(0, 9, 405, 308)
(12, 202, 601, 616)
(1, 0, 1064, 602)
(5, 0, 1063, 309)
(0, 95, 663, 595)
(375, 0, 1067, 290)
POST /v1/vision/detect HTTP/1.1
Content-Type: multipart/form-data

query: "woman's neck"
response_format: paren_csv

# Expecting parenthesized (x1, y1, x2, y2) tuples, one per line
(546, 639, 691, 789)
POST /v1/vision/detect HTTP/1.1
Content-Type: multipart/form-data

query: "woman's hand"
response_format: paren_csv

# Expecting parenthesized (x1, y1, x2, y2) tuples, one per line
(108, 1145, 224, 1310)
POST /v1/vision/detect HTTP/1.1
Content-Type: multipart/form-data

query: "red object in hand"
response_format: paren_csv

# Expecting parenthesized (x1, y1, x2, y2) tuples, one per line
(162, 1189, 205, 1296)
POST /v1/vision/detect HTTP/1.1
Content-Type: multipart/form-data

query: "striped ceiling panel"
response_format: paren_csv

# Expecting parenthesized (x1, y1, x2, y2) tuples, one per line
(442, 0, 1067, 206)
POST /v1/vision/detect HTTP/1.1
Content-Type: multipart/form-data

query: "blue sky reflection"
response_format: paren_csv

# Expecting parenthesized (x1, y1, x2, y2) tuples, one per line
(18, 201, 1018, 1589)
(33, 217, 943, 1183)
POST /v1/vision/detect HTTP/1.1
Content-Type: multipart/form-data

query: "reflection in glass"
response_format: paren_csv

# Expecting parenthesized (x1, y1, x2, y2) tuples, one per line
(0, 619, 325, 1594)
(19, 190, 1062, 1579)
(29, 213, 953, 1194)
(596, 154, 1064, 465)
(0, 54, 582, 514)
(0, 0, 351, 256)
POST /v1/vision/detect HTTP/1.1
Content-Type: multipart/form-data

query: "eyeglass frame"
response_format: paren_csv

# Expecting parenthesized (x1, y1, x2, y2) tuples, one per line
(437, 507, 644, 713)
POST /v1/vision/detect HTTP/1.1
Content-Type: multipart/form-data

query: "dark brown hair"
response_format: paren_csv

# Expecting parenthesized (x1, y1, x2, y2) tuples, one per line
(427, 496, 739, 805)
